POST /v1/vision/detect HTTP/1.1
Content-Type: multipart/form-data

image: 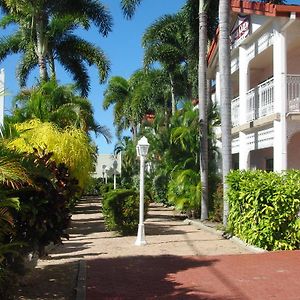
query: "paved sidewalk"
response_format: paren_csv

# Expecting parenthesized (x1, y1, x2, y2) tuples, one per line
(67, 198, 300, 300)
(86, 251, 300, 300)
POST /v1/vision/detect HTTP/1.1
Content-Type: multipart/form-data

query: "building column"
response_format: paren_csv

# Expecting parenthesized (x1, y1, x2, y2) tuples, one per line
(239, 46, 250, 169)
(273, 29, 287, 172)
(0, 69, 4, 127)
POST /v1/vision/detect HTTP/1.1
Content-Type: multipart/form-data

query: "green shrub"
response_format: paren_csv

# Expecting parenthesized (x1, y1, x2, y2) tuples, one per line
(167, 169, 201, 217)
(99, 183, 114, 197)
(153, 174, 169, 204)
(102, 189, 147, 235)
(227, 170, 300, 250)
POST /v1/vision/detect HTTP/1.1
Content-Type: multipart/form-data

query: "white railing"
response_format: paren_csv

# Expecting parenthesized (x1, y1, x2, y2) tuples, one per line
(231, 75, 300, 128)
(258, 78, 274, 117)
(246, 87, 256, 122)
(231, 96, 240, 127)
(246, 77, 274, 122)
(287, 75, 300, 112)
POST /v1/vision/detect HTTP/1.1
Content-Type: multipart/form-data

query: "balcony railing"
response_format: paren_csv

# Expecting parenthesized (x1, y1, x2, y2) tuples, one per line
(287, 75, 300, 112)
(231, 96, 240, 127)
(230, 75, 300, 127)
(246, 77, 274, 122)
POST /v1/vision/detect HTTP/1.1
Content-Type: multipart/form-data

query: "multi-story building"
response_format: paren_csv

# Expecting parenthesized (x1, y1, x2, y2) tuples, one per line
(208, 0, 300, 172)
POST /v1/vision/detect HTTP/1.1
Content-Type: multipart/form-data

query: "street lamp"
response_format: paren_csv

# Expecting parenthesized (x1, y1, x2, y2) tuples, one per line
(135, 136, 150, 246)
(105, 167, 109, 184)
(113, 159, 118, 190)
(102, 165, 106, 183)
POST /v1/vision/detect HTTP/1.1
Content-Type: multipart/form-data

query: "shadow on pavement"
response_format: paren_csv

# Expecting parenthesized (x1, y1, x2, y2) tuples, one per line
(86, 255, 240, 300)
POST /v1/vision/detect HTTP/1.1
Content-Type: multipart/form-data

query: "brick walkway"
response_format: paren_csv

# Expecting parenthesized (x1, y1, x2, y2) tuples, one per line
(81, 200, 300, 300)
(86, 251, 300, 299)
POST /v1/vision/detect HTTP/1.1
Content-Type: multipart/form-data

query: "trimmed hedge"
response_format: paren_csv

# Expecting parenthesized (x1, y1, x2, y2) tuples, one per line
(102, 189, 147, 235)
(227, 170, 300, 250)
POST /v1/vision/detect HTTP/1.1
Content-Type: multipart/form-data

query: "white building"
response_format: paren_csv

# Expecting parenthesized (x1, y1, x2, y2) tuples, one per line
(92, 153, 121, 178)
(208, 0, 300, 172)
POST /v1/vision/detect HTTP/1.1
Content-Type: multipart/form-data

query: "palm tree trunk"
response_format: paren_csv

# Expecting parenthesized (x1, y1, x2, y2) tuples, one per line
(35, 16, 48, 82)
(219, 0, 232, 226)
(198, 0, 209, 221)
(49, 51, 56, 81)
(169, 73, 176, 115)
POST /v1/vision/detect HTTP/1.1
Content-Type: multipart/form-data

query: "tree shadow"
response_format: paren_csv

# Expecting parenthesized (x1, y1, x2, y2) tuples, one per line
(13, 261, 78, 300)
(86, 255, 241, 300)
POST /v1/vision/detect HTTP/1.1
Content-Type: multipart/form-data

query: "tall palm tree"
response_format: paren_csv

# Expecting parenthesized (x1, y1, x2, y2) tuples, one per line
(142, 13, 189, 115)
(0, 0, 112, 96)
(198, 0, 209, 221)
(219, 0, 232, 226)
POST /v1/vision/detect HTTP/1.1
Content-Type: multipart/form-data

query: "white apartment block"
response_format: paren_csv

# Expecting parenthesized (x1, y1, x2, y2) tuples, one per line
(208, 0, 300, 172)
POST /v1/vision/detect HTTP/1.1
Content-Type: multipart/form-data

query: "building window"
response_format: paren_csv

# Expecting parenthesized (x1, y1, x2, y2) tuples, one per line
(266, 158, 273, 172)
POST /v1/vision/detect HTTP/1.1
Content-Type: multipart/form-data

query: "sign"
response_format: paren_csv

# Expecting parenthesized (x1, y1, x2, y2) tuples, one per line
(231, 15, 251, 49)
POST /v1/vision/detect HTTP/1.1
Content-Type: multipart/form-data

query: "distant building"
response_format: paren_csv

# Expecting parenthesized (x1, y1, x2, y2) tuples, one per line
(208, 0, 300, 171)
(92, 153, 122, 178)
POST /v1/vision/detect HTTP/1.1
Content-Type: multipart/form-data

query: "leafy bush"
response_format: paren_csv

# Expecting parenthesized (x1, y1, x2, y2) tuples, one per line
(153, 174, 169, 204)
(102, 189, 146, 235)
(209, 183, 223, 222)
(167, 169, 201, 217)
(227, 170, 300, 250)
(99, 183, 114, 197)
(12, 151, 79, 255)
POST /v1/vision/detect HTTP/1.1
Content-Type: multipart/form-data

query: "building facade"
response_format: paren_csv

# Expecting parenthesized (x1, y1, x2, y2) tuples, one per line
(208, 0, 300, 172)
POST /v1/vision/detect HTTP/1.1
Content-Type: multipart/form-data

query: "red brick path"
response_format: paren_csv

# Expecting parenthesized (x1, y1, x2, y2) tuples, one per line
(86, 250, 300, 300)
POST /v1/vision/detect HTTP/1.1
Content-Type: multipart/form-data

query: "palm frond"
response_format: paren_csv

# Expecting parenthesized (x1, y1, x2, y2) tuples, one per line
(120, 0, 142, 19)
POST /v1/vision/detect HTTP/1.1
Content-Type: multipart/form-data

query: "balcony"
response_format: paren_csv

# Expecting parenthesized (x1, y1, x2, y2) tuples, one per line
(231, 75, 300, 128)
(246, 77, 274, 122)
(231, 96, 240, 127)
(287, 75, 300, 113)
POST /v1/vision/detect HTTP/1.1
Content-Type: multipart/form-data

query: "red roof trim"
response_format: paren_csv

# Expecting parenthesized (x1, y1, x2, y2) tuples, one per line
(207, 0, 300, 65)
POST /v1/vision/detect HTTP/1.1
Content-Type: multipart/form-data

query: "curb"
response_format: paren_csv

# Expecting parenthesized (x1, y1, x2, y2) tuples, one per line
(185, 219, 267, 254)
(75, 260, 86, 300)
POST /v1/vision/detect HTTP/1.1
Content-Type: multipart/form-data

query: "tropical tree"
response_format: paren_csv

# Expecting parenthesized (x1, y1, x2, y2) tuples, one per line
(219, 0, 232, 226)
(142, 13, 189, 115)
(198, 0, 209, 220)
(8, 81, 111, 141)
(103, 69, 170, 138)
(0, 0, 112, 96)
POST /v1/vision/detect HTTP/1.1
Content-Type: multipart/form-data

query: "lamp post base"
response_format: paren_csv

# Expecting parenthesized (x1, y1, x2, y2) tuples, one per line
(135, 224, 146, 246)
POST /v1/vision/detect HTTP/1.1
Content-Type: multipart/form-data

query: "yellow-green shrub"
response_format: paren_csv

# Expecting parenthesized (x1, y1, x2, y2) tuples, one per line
(6, 119, 95, 187)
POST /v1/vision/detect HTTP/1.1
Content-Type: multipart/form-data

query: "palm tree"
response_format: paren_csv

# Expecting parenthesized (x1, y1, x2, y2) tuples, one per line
(0, 0, 112, 96)
(218, 0, 232, 226)
(198, 0, 209, 221)
(8, 81, 111, 142)
(103, 69, 170, 138)
(142, 13, 189, 115)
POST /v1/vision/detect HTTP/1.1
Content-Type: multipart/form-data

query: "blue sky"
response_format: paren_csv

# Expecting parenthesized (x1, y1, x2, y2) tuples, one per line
(1, 0, 299, 154)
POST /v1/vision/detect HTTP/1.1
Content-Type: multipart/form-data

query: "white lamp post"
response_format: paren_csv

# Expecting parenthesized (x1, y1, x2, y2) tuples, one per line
(102, 165, 106, 183)
(113, 160, 118, 190)
(105, 167, 109, 184)
(135, 136, 150, 246)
